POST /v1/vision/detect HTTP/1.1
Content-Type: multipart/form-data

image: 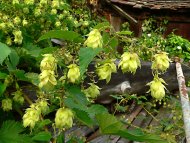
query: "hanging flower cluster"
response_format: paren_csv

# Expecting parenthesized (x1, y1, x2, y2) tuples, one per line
(147, 76, 166, 100)
(151, 52, 170, 72)
(39, 54, 57, 90)
(96, 60, 117, 83)
(83, 83, 101, 99)
(67, 64, 80, 83)
(55, 107, 74, 129)
(1, 98, 12, 112)
(149, 52, 170, 100)
(12, 90, 24, 105)
(23, 100, 49, 129)
(84, 29, 103, 48)
(118, 52, 141, 74)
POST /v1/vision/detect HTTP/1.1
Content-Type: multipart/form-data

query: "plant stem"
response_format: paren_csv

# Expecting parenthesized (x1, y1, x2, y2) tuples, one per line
(176, 61, 190, 143)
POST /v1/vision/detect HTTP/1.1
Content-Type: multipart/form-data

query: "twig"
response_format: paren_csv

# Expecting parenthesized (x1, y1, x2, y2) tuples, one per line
(176, 61, 190, 143)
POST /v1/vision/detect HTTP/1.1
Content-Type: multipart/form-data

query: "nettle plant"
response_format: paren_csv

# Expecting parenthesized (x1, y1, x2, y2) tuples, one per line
(0, 1, 181, 143)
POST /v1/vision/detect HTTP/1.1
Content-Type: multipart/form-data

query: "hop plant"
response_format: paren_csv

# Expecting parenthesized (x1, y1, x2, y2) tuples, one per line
(151, 52, 170, 72)
(96, 60, 117, 83)
(55, 107, 74, 129)
(67, 64, 80, 83)
(23, 106, 40, 129)
(118, 52, 140, 74)
(147, 76, 166, 100)
(84, 83, 100, 99)
(13, 30, 23, 45)
(13, 90, 24, 105)
(36, 100, 49, 114)
(40, 54, 57, 71)
(39, 70, 57, 89)
(2, 98, 12, 111)
(39, 54, 57, 89)
(84, 29, 103, 48)
(24, 0, 34, 5)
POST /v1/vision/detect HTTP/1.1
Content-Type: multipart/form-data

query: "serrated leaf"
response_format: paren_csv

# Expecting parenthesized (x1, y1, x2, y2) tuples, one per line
(109, 37, 118, 49)
(0, 42, 11, 65)
(0, 120, 33, 143)
(56, 133, 65, 143)
(37, 119, 52, 129)
(73, 109, 94, 127)
(8, 49, 19, 70)
(94, 22, 110, 31)
(0, 72, 8, 79)
(0, 82, 6, 96)
(32, 131, 51, 142)
(96, 113, 124, 134)
(25, 72, 39, 86)
(96, 113, 166, 143)
(38, 30, 83, 43)
(65, 85, 89, 106)
(88, 104, 108, 118)
(13, 70, 29, 82)
(79, 48, 102, 76)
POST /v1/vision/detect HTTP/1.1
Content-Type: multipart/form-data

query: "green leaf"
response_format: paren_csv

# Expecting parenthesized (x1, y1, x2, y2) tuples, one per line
(32, 131, 51, 142)
(79, 48, 102, 76)
(65, 85, 89, 107)
(0, 42, 11, 65)
(0, 82, 6, 96)
(109, 37, 118, 49)
(0, 72, 8, 79)
(36, 119, 52, 130)
(94, 22, 110, 31)
(96, 113, 124, 134)
(88, 104, 108, 118)
(6, 49, 20, 71)
(0, 120, 33, 143)
(116, 31, 132, 35)
(25, 72, 39, 86)
(13, 70, 29, 82)
(38, 30, 83, 43)
(56, 133, 65, 143)
(96, 113, 167, 143)
(73, 109, 94, 127)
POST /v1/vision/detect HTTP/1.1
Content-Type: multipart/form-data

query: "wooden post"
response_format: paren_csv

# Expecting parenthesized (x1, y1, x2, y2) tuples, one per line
(176, 62, 190, 143)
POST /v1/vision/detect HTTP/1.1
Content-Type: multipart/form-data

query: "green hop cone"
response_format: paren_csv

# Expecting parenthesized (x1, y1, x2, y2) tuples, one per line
(152, 52, 170, 72)
(84, 29, 103, 48)
(39, 70, 57, 89)
(147, 76, 166, 100)
(67, 64, 80, 83)
(84, 83, 100, 99)
(36, 100, 49, 115)
(118, 52, 140, 74)
(23, 106, 40, 129)
(40, 54, 57, 71)
(2, 98, 12, 111)
(96, 60, 117, 83)
(55, 107, 74, 129)
(13, 90, 24, 105)
(13, 30, 23, 44)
